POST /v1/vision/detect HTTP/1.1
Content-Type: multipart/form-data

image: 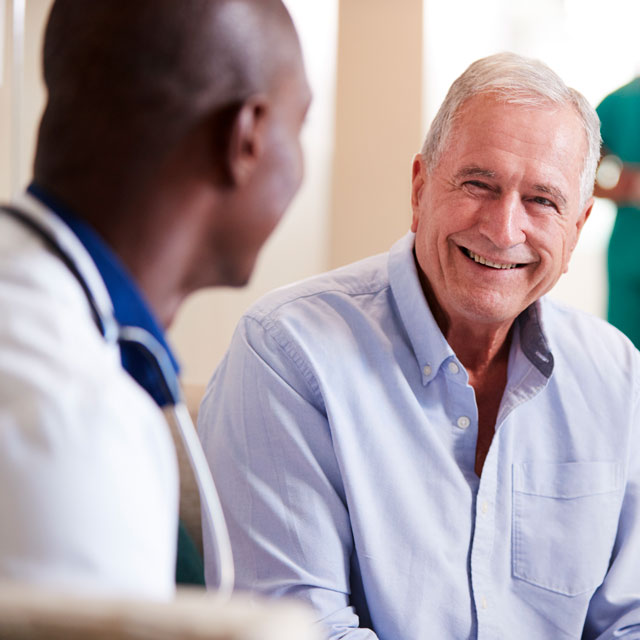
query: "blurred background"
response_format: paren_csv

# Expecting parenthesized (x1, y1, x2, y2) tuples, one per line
(1, 0, 639, 386)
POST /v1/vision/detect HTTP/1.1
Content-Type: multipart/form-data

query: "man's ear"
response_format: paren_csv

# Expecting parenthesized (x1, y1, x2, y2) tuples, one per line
(572, 196, 594, 249)
(563, 197, 594, 273)
(226, 94, 270, 187)
(410, 153, 426, 233)
(577, 197, 594, 232)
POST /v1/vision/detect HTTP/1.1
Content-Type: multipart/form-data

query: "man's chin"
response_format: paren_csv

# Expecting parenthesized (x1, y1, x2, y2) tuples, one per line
(223, 259, 256, 289)
(207, 247, 258, 288)
(452, 291, 528, 329)
(228, 274, 251, 288)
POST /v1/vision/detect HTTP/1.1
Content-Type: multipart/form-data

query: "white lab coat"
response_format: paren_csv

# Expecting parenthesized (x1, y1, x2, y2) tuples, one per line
(0, 193, 178, 598)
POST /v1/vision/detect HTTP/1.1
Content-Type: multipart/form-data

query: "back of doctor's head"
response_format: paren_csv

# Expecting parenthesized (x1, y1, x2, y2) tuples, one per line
(33, 0, 298, 200)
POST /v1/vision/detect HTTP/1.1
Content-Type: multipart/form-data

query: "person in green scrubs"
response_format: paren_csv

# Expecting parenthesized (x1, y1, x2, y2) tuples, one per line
(596, 79, 640, 348)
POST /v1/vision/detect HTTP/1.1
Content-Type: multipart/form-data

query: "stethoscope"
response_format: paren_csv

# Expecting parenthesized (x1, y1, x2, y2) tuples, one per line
(0, 204, 234, 598)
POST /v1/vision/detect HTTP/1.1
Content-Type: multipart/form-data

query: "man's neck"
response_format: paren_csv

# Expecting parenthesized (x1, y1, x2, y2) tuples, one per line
(92, 193, 198, 329)
(445, 321, 513, 376)
(419, 269, 513, 374)
(432, 296, 514, 478)
(34, 177, 218, 329)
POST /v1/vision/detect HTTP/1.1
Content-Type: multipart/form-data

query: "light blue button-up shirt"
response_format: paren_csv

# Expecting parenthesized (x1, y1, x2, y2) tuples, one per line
(199, 232, 640, 639)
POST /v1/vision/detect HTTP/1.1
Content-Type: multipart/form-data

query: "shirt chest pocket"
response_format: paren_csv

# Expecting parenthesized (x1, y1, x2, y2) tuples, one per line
(512, 461, 623, 597)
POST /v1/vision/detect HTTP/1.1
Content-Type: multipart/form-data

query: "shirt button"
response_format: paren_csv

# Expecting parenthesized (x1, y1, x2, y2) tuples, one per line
(481, 500, 489, 515)
(423, 364, 432, 376)
(481, 596, 488, 610)
(457, 416, 470, 429)
(448, 361, 460, 374)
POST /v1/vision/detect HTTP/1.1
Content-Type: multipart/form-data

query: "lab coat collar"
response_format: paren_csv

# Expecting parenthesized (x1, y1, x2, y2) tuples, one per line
(26, 182, 180, 404)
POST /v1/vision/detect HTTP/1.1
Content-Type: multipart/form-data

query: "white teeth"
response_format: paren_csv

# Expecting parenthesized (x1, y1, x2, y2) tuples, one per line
(467, 249, 517, 270)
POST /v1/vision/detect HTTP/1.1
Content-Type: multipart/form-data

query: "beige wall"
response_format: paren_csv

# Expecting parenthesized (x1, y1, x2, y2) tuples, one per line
(0, 0, 50, 202)
(20, 0, 49, 192)
(330, 0, 423, 268)
(0, 0, 11, 199)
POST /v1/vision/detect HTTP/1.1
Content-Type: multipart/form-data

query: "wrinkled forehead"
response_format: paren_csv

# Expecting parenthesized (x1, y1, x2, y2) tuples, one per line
(450, 93, 587, 166)
(450, 91, 588, 148)
(453, 91, 583, 133)
(444, 94, 588, 204)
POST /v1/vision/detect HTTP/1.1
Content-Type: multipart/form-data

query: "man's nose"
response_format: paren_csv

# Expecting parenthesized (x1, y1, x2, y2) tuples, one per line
(477, 192, 526, 249)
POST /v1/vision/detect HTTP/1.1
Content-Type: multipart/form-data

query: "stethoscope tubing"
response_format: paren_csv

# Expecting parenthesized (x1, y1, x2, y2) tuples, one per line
(118, 325, 235, 597)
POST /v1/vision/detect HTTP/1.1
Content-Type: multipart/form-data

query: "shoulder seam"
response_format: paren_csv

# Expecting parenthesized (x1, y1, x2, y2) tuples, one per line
(247, 282, 391, 324)
(243, 315, 324, 405)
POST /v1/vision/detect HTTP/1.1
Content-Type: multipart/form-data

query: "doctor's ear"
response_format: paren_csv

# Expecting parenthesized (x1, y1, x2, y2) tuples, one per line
(224, 94, 270, 187)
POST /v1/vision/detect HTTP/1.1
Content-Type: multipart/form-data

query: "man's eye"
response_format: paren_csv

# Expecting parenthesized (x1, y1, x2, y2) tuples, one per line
(464, 180, 491, 191)
(531, 196, 557, 210)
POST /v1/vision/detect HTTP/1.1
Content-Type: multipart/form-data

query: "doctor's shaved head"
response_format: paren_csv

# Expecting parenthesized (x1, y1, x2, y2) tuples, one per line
(34, 0, 300, 202)
(32, 0, 311, 323)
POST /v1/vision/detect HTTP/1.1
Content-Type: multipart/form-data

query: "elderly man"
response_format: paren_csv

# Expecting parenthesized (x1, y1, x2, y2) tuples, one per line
(0, 0, 310, 597)
(200, 53, 640, 638)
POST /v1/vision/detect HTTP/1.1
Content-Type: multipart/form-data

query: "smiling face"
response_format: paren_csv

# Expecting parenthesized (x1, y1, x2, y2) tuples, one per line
(411, 93, 593, 335)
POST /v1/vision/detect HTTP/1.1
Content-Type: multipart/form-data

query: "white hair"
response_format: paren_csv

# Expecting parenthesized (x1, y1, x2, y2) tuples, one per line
(421, 52, 601, 208)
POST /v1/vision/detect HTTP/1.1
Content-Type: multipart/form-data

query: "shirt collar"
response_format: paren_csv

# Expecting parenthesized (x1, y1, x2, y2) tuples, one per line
(27, 182, 180, 404)
(388, 231, 554, 382)
(516, 300, 554, 378)
(388, 232, 456, 384)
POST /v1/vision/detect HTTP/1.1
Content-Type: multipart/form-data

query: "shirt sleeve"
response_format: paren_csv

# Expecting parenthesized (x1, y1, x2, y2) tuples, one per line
(199, 316, 379, 639)
(582, 381, 640, 639)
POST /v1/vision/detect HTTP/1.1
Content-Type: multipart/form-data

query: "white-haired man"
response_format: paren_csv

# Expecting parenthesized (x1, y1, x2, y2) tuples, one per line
(199, 53, 640, 638)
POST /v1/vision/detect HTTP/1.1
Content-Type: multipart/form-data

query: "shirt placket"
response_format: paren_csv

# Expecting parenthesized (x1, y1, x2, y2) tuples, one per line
(470, 444, 499, 640)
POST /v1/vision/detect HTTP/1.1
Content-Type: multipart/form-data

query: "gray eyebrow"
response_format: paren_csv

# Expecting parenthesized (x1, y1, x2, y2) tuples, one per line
(454, 166, 496, 179)
(455, 166, 569, 209)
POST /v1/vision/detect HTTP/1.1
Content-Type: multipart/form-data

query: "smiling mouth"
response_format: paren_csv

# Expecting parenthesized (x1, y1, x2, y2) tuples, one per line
(461, 247, 524, 270)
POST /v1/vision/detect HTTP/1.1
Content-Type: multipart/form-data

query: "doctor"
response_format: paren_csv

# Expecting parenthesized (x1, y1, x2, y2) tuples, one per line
(0, 0, 310, 597)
